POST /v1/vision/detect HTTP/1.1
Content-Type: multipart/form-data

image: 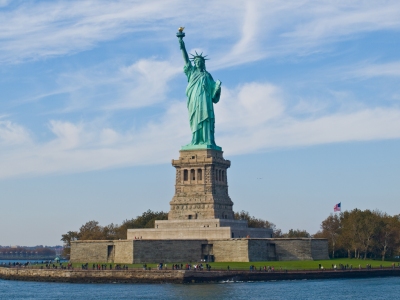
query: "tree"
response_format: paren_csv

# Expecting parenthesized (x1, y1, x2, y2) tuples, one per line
(374, 212, 400, 261)
(283, 229, 310, 238)
(357, 210, 379, 259)
(316, 208, 400, 259)
(61, 231, 79, 257)
(273, 228, 284, 238)
(78, 220, 107, 240)
(103, 223, 120, 240)
(234, 210, 274, 228)
(234, 210, 280, 236)
(117, 210, 168, 239)
(320, 214, 341, 258)
(61, 210, 169, 246)
(339, 210, 361, 258)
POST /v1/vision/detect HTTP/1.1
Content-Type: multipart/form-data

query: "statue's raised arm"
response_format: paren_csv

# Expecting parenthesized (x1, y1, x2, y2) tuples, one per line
(177, 27, 189, 65)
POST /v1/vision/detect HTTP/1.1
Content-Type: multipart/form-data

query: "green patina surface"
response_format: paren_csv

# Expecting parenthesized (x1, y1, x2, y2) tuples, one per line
(180, 144, 222, 151)
(177, 28, 222, 151)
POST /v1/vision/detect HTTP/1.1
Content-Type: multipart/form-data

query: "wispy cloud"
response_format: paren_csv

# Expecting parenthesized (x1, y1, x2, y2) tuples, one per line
(104, 59, 181, 110)
(214, 1, 400, 67)
(0, 100, 188, 178)
(274, 2, 400, 55)
(2, 1, 400, 67)
(0, 120, 31, 146)
(1, 1, 400, 179)
(217, 82, 400, 154)
(0, 0, 186, 63)
(212, 1, 265, 69)
(18, 58, 181, 113)
(1, 80, 400, 179)
(282, 3, 400, 39)
(346, 61, 400, 78)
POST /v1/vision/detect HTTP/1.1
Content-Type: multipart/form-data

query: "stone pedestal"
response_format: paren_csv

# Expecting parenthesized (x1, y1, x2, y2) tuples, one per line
(69, 145, 331, 264)
(128, 148, 273, 240)
(168, 149, 234, 220)
(127, 219, 272, 240)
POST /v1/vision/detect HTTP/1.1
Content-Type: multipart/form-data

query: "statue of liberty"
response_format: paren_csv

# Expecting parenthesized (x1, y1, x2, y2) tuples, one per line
(177, 28, 222, 151)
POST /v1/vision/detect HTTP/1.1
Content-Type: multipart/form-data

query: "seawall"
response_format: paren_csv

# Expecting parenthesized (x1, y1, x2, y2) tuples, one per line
(1, 267, 400, 284)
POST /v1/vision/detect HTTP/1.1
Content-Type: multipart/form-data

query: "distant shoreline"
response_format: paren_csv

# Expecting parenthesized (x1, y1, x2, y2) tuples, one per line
(0, 258, 59, 261)
(1, 267, 400, 284)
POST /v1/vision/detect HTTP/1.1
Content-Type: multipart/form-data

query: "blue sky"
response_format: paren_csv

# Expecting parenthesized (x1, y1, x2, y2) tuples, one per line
(1, 0, 400, 246)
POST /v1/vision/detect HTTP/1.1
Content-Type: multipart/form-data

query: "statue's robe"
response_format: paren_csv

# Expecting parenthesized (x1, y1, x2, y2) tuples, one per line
(184, 62, 221, 146)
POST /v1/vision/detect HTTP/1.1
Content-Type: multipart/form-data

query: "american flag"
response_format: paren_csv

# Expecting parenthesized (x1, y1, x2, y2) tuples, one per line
(334, 202, 341, 212)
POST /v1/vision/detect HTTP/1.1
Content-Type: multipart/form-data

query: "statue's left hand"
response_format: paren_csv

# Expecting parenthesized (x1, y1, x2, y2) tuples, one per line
(215, 80, 222, 90)
(213, 81, 222, 102)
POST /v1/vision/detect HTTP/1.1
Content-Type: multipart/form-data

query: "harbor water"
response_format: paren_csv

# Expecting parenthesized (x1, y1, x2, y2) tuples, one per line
(1, 276, 399, 299)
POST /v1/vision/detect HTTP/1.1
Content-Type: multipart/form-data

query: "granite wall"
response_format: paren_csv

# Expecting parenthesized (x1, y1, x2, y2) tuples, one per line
(114, 241, 134, 264)
(132, 240, 206, 263)
(71, 238, 329, 263)
(311, 239, 330, 260)
(271, 238, 329, 261)
(70, 241, 111, 263)
(212, 239, 249, 262)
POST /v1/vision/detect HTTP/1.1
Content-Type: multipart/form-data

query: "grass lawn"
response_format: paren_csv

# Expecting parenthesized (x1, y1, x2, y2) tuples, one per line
(207, 259, 397, 271)
(33, 258, 398, 271)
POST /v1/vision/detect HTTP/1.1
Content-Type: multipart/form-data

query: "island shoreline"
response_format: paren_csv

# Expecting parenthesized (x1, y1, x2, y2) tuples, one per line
(1, 267, 400, 284)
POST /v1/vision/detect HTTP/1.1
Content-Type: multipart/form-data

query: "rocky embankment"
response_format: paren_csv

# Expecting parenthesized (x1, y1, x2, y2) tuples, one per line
(1, 267, 400, 284)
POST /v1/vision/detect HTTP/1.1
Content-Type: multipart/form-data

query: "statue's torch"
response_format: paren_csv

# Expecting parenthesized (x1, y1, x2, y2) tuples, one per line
(176, 27, 185, 38)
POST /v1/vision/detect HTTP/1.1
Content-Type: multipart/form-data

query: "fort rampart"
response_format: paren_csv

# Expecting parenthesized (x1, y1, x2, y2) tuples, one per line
(70, 238, 329, 263)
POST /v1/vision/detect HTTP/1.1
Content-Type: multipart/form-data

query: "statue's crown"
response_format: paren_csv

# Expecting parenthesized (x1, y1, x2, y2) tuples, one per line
(189, 51, 209, 61)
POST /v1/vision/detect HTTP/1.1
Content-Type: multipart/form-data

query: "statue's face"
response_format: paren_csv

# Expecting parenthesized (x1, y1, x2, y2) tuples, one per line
(194, 58, 205, 70)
